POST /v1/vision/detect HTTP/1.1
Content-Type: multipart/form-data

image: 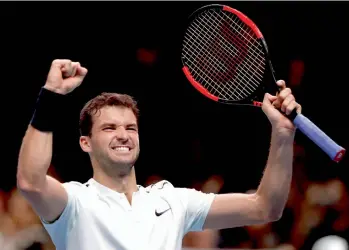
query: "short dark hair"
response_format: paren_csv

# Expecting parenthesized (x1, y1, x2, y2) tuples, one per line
(79, 92, 139, 136)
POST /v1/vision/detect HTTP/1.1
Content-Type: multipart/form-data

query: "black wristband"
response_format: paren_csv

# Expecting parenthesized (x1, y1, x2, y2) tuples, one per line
(30, 87, 66, 132)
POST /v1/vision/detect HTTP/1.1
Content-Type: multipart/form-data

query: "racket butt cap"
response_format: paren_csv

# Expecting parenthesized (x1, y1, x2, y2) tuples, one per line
(333, 149, 346, 163)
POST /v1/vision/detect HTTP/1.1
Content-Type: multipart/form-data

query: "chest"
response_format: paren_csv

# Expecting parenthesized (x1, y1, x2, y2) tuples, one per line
(74, 193, 184, 250)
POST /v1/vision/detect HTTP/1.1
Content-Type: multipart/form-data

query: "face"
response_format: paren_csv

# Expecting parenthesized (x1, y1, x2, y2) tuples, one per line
(80, 106, 140, 171)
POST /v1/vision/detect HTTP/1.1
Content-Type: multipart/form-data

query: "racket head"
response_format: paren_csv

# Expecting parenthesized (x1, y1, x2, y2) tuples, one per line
(181, 4, 276, 106)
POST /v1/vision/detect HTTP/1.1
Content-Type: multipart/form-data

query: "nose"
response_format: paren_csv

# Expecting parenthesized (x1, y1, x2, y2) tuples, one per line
(115, 126, 128, 141)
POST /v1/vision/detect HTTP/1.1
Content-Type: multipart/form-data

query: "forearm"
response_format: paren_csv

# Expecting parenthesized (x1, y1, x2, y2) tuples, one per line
(17, 88, 63, 190)
(17, 125, 52, 189)
(256, 129, 294, 219)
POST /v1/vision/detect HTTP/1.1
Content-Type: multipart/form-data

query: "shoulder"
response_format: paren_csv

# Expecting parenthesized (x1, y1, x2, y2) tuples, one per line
(143, 180, 213, 205)
(62, 180, 98, 202)
(63, 180, 86, 190)
(62, 180, 87, 194)
(143, 180, 185, 206)
(144, 180, 174, 193)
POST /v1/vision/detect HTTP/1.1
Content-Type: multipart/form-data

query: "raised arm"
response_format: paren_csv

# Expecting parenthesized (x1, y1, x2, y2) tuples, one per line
(16, 59, 87, 222)
(203, 80, 301, 230)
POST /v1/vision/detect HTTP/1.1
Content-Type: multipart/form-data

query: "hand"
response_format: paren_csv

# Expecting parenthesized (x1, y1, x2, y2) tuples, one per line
(44, 59, 88, 95)
(262, 80, 302, 137)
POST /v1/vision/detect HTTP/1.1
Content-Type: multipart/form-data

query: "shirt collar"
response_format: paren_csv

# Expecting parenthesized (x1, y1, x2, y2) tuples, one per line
(86, 178, 144, 197)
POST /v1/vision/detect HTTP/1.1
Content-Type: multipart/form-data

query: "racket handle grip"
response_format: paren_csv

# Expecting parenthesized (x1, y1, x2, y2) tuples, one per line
(293, 114, 346, 163)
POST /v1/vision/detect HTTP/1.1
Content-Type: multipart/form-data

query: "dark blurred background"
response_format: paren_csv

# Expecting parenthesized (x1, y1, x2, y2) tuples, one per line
(0, 1, 348, 250)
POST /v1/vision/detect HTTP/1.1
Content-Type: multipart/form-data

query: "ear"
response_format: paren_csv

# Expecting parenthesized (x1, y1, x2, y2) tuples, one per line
(80, 136, 92, 153)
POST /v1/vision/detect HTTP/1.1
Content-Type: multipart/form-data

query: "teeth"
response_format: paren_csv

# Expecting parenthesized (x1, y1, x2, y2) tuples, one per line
(113, 146, 129, 151)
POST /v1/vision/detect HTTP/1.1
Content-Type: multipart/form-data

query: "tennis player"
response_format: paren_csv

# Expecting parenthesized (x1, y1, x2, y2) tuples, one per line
(17, 59, 301, 250)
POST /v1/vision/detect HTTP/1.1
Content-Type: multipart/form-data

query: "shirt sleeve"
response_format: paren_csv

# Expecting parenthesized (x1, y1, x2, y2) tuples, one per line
(175, 187, 216, 233)
(40, 181, 82, 250)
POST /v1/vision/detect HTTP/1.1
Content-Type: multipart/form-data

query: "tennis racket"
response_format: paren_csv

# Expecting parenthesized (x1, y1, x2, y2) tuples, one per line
(181, 4, 346, 163)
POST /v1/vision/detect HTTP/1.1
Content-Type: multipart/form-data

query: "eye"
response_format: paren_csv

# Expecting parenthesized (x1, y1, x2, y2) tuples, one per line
(103, 127, 114, 131)
(127, 127, 138, 131)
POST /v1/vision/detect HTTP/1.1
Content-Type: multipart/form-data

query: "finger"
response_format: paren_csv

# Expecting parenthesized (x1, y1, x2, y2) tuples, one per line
(66, 66, 88, 89)
(61, 61, 74, 78)
(285, 101, 298, 116)
(263, 93, 278, 105)
(281, 94, 295, 113)
(70, 62, 80, 77)
(296, 103, 302, 114)
(264, 93, 277, 103)
(64, 75, 84, 90)
(276, 80, 286, 90)
(279, 87, 292, 99)
(52, 59, 73, 78)
(76, 65, 88, 77)
(51, 59, 72, 69)
(275, 88, 292, 107)
(75, 66, 88, 83)
(262, 93, 277, 114)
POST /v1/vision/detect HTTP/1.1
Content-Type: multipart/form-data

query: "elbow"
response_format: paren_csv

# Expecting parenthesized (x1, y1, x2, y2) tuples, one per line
(16, 169, 43, 194)
(257, 208, 283, 224)
(266, 210, 283, 222)
(255, 195, 284, 223)
(264, 203, 285, 222)
(16, 171, 33, 192)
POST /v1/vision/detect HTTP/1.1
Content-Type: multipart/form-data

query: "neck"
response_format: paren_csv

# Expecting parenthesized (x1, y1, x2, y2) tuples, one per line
(92, 164, 138, 203)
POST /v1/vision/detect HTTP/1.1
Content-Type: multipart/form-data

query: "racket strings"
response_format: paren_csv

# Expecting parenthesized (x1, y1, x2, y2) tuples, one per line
(193, 16, 253, 93)
(183, 27, 245, 100)
(198, 10, 265, 95)
(216, 12, 265, 96)
(218, 11, 265, 76)
(184, 15, 240, 99)
(182, 8, 267, 101)
(219, 11, 265, 62)
(184, 18, 259, 101)
(184, 22, 238, 99)
(184, 22, 250, 100)
(184, 27, 238, 99)
(209, 9, 266, 80)
(197, 12, 263, 96)
(183, 25, 256, 101)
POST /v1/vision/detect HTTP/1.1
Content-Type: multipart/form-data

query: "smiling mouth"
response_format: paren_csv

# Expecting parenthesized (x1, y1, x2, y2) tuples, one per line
(111, 146, 130, 152)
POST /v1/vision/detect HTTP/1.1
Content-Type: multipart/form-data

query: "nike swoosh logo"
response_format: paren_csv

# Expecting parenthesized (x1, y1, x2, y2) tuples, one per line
(155, 208, 170, 216)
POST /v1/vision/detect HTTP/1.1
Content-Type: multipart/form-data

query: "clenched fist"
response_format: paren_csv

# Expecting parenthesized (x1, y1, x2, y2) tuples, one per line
(262, 80, 302, 137)
(44, 59, 88, 95)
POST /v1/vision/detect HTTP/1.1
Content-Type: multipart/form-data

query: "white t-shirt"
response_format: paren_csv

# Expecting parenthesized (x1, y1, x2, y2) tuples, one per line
(41, 179, 215, 250)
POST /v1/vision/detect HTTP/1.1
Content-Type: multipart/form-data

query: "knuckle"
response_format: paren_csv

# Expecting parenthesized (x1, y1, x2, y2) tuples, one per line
(288, 94, 295, 101)
(52, 59, 61, 65)
(298, 105, 302, 113)
(286, 106, 293, 113)
(52, 59, 71, 65)
(279, 93, 287, 99)
(72, 62, 80, 68)
(283, 88, 291, 95)
(280, 89, 291, 99)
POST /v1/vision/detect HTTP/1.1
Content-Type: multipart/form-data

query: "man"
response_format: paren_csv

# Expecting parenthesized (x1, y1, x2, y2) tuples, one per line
(17, 59, 301, 250)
